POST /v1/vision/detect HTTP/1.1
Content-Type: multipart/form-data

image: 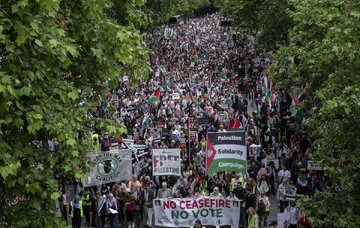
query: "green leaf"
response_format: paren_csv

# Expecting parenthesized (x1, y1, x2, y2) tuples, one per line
(32, 199, 41, 210)
(65, 138, 76, 146)
(32, 114, 43, 120)
(35, 39, 43, 47)
(50, 192, 61, 201)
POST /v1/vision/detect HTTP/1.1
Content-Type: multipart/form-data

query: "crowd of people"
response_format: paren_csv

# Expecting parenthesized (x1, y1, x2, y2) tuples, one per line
(60, 13, 326, 228)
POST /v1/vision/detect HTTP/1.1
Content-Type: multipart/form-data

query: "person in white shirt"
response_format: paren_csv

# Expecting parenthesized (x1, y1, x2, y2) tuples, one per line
(277, 178, 290, 212)
(278, 164, 291, 184)
(157, 182, 172, 199)
(285, 201, 300, 228)
(218, 124, 227, 132)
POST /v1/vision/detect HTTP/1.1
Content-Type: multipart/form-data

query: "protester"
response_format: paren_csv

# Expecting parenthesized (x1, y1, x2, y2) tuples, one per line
(81, 187, 92, 225)
(106, 193, 118, 228)
(69, 196, 83, 228)
(247, 207, 259, 228)
(257, 191, 270, 227)
(285, 201, 301, 228)
(62, 11, 320, 228)
(141, 182, 156, 228)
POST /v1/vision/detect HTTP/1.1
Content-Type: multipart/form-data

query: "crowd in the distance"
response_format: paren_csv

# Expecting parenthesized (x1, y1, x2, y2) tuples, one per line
(59, 12, 326, 228)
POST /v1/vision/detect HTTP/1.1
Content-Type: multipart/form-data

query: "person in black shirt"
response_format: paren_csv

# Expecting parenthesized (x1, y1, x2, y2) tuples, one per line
(233, 183, 245, 201)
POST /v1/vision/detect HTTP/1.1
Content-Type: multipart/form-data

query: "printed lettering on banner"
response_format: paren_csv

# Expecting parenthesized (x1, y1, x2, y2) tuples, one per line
(172, 93, 180, 100)
(153, 149, 181, 176)
(206, 131, 247, 174)
(307, 160, 322, 171)
(154, 197, 241, 227)
(84, 150, 132, 187)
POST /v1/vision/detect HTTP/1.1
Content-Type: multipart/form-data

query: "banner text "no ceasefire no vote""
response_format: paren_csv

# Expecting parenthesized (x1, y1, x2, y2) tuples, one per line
(160, 198, 239, 219)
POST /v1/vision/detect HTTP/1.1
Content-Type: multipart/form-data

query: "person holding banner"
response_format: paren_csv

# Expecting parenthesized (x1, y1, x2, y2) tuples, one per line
(157, 182, 172, 198)
(192, 219, 206, 228)
(277, 178, 290, 212)
(106, 193, 118, 228)
(285, 201, 301, 228)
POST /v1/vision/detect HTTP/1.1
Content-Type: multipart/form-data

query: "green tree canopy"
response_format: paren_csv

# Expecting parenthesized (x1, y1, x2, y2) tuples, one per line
(219, 0, 293, 49)
(270, 0, 360, 227)
(0, 0, 149, 226)
(143, 0, 211, 27)
(218, 0, 360, 226)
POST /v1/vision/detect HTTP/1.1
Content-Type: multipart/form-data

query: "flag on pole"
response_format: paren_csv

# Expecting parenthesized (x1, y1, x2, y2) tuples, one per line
(142, 110, 151, 130)
(227, 119, 234, 131)
(271, 93, 276, 103)
(147, 88, 160, 105)
(298, 92, 305, 102)
(291, 95, 301, 106)
(233, 118, 243, 131)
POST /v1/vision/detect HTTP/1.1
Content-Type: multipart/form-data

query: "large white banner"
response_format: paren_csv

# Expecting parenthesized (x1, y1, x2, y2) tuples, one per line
(152, 149, 181, 176)
(84, 149, 132, 187)
(154, 197, 241, 227)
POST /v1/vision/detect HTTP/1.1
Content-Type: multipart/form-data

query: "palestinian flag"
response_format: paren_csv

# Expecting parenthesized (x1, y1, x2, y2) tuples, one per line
(141, 110, 151, 130)
(227, 119, 234, 131)
(271, 93, 276, 103)
(264, 90, 271, 101)
(233, 118, 243, 131)
(182, 117, 191, 138)
(228, 118, 243, 131)
(147, 88, 160, 105)
(291, 94, 301, 106)
(298, 92, 305, 102)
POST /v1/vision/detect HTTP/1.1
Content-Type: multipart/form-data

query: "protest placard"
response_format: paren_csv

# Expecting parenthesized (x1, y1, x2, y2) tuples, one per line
(197, 117, 210, 125)
(307, 160, 322, 171)
(153, 149, 181, 176)
(206, 131, 247, 174)
(84, 150, 132, 187)
(154, 197, 240, 227)
(249, 144, 261, 157)
(277, 212, 290, 228)
(172, 92, 180, 100)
